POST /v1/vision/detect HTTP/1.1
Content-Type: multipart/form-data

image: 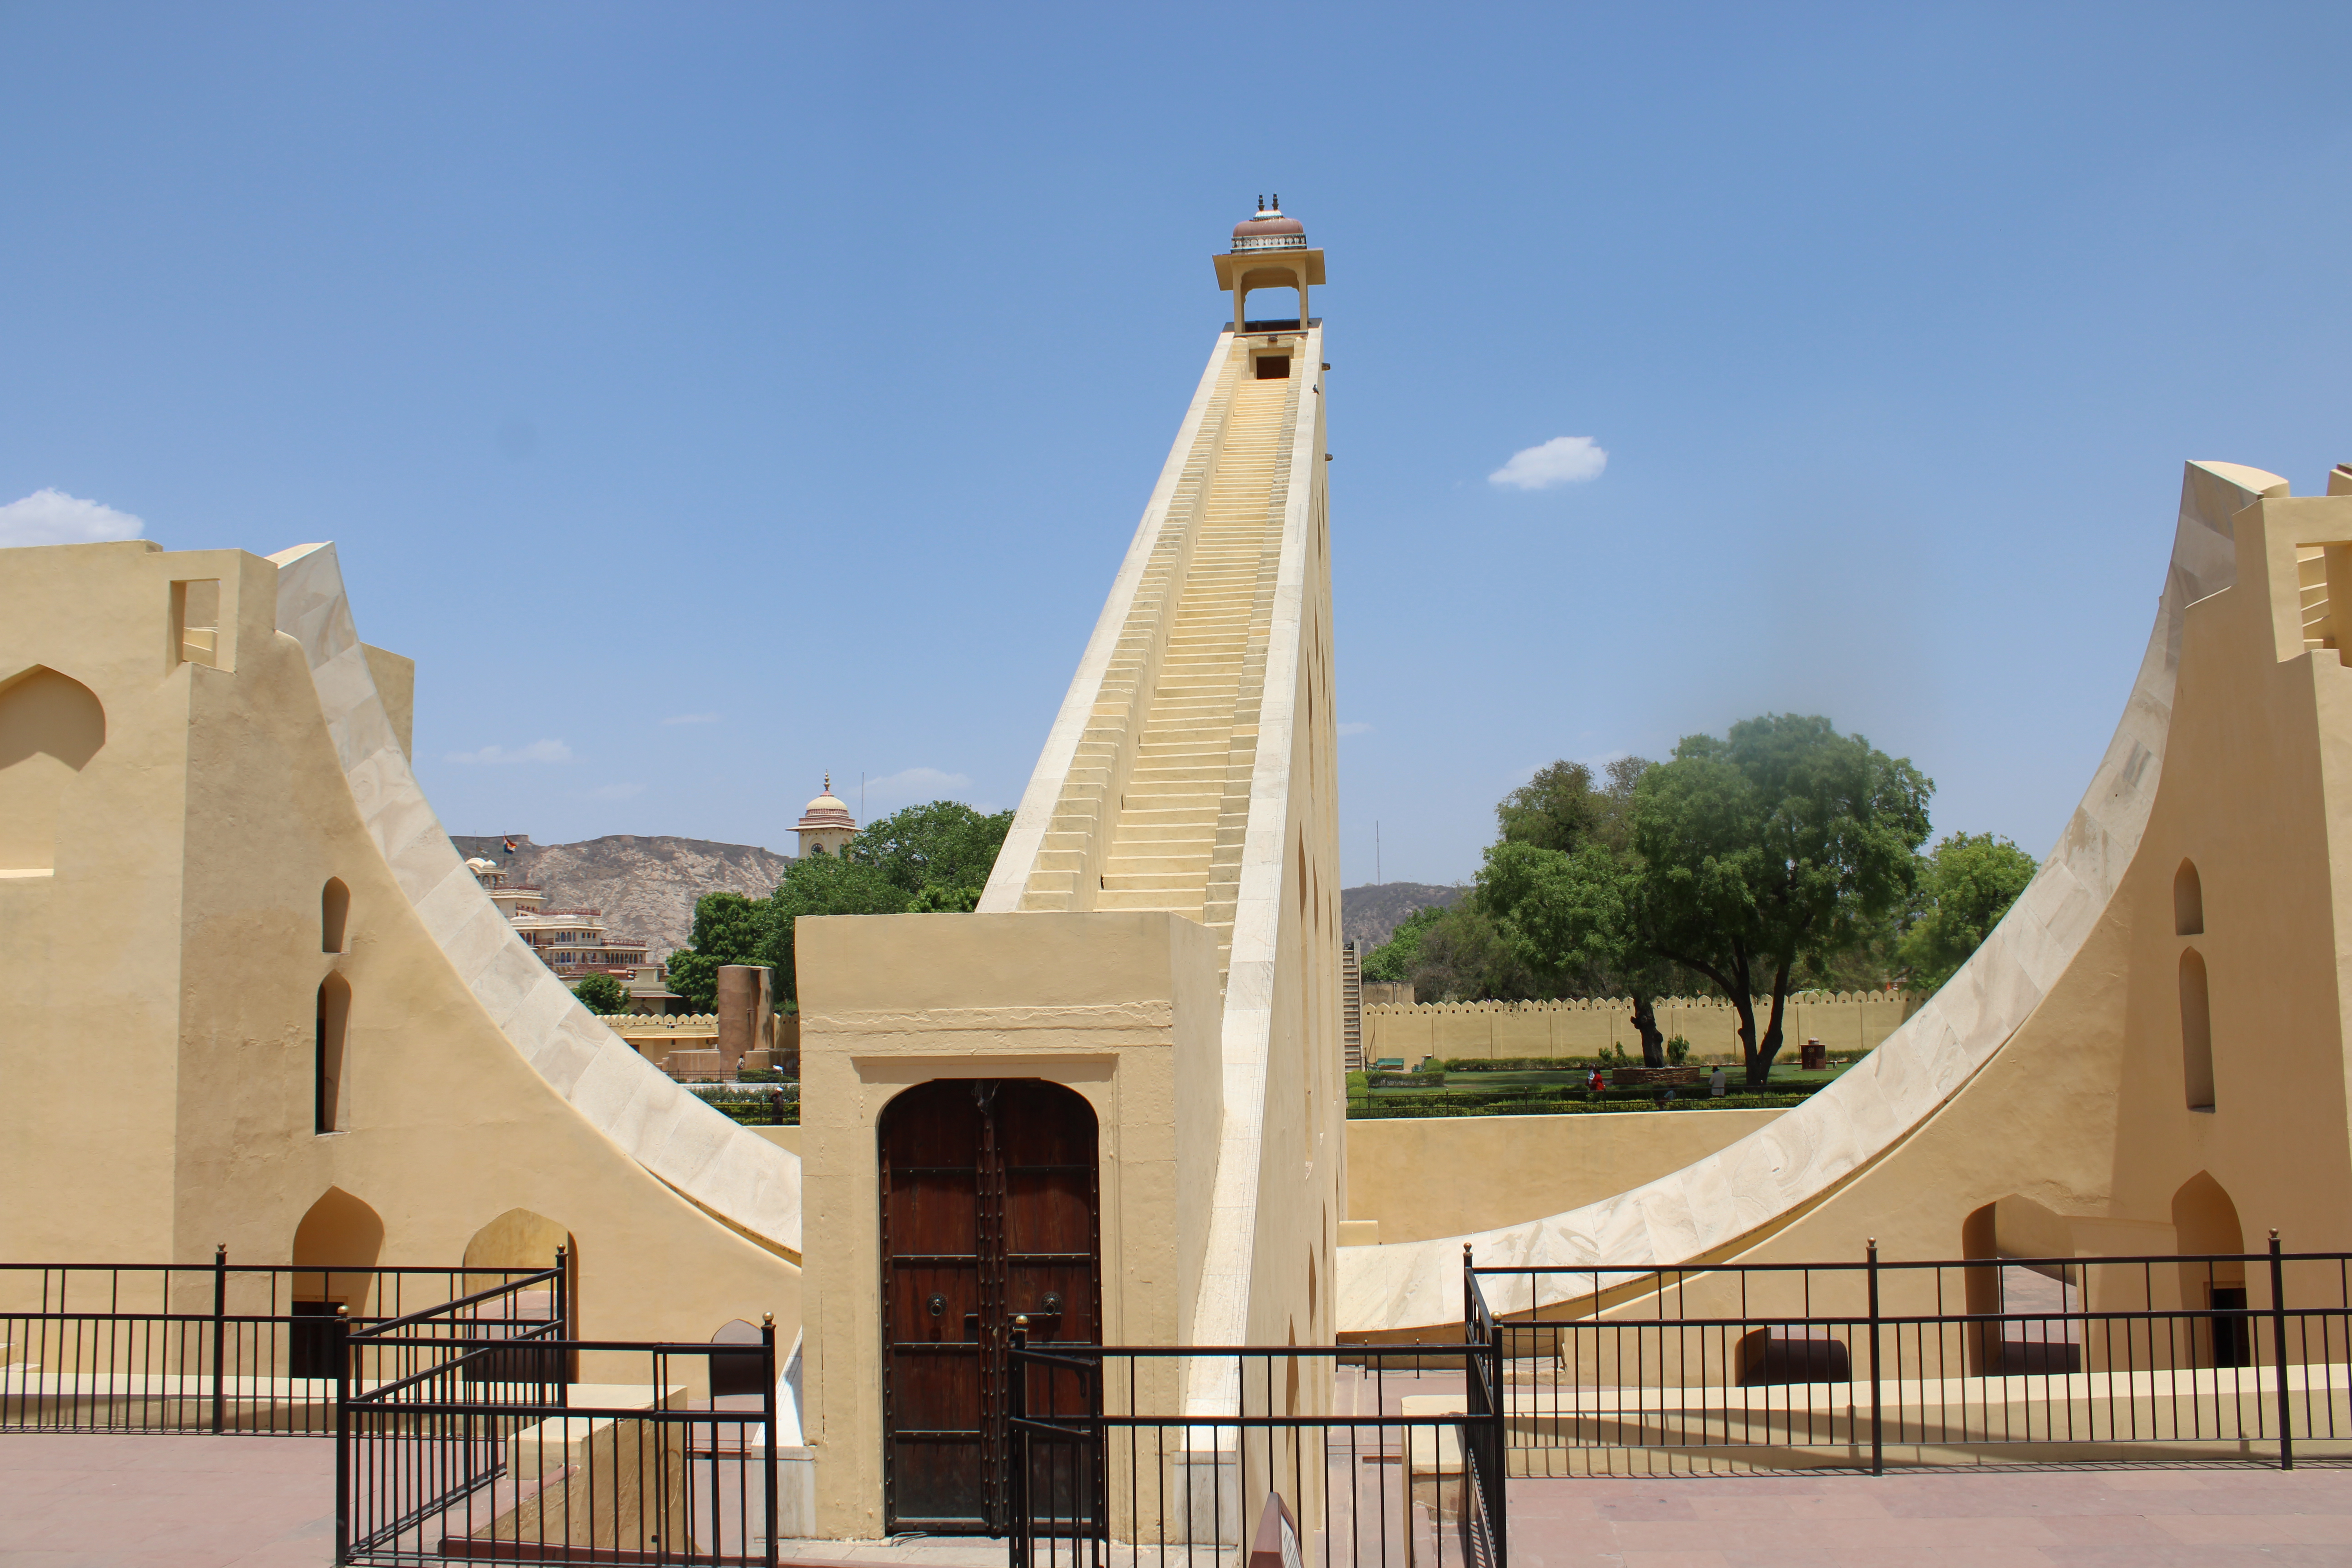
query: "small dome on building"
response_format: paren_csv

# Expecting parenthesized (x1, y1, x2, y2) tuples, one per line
(1231, 196, 1306, 253)
(797, 773, 856, 833)
(464, 857, 497, 874)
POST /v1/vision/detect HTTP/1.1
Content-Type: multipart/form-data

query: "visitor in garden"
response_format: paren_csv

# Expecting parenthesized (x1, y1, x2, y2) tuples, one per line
(1588, 1066, 1606, 1094)
(1710, 1066, 1728, 1098)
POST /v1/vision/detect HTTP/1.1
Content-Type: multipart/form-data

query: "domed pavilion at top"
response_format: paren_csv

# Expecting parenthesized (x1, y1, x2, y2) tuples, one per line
(1213, 194, 1325, 337)
(796, 774, 857, 858)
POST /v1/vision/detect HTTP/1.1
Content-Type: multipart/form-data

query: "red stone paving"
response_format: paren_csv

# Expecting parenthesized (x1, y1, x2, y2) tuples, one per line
(0, 1433, 335, 1568)
(1506, 1463, 2352, 1567)
(8, 1433, 2352, 1566)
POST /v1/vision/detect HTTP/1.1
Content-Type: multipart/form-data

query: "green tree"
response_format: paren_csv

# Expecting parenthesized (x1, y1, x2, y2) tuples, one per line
(1480, 755, 1686, 1062)
(1484, 717, 1930, 1086)
(1897, 831, 2037, 993)
(756, 846, 909, 1002)
(1405, 903, 1539, 1002)
(848, 800, 1014, 902)
(1632, 714, 1931, 1084)
(573, 973, 630, 1015)
(1361, 904, 1447, 984)
(665, 891, 768, 1012)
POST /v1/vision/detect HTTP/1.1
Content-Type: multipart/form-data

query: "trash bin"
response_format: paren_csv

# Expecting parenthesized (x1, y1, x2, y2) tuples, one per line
(1800, 1037, 1827, 1071)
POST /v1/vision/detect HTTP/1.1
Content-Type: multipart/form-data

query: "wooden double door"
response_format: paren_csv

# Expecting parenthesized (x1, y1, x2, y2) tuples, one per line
(879, 1078, 1100, 1534)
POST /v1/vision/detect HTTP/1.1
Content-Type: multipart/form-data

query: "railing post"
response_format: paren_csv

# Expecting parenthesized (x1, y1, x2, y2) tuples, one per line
(761, 1313, 780, 1568)
(332, 1304, 351, 1565)
(1866, 1238, 1883, 1477)
(211, 1244, 227, 1436)
(2270, 1230, 2294, 1471)
(554, 1245, 570, 1406)
(1007, 1322, 1029, 1568)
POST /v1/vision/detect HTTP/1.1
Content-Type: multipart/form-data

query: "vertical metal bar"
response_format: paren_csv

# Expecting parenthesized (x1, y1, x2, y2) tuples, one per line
(763, 1314, 780, 1568)
(2270, 1231, 2294, 1470)
(211, 1246, 227, 1435)
(1007, 1323, 1029, 1568)
(332, 1305, 351, 1564)
(1866, 1240, 1883, 1476)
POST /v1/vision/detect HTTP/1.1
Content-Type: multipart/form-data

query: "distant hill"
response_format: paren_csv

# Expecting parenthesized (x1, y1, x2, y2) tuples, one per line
(449, 834, 792, 960)
(1341, 882, 1466, 951)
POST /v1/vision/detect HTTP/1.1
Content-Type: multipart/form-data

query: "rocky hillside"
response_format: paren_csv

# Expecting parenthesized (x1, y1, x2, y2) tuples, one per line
(1341, 882, 1466, 950)
(449, 834, 791, 959)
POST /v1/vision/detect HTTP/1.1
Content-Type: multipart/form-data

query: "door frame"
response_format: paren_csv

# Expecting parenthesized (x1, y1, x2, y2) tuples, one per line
(878, 1077, 1102, 1535)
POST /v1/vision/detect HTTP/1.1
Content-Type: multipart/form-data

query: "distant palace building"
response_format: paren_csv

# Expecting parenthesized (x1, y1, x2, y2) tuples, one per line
(463, 855, 675, 1010)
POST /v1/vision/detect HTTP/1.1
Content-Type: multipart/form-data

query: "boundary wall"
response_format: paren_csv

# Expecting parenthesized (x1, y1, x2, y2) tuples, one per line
(1363, 992, 1918, 1063)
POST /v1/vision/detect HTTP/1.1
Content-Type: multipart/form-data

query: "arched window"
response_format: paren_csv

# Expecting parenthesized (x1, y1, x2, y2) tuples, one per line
(316, 973, 350, 1134)
(0, 665, 106, 875)
(2180, 949, 2214, 1111)
(2175, 859, 2204, 936)
(321, 878, 350, 953)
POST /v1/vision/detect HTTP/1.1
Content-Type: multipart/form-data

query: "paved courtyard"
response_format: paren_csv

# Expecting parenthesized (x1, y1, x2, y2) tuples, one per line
(7, 1433, 2352, 1566)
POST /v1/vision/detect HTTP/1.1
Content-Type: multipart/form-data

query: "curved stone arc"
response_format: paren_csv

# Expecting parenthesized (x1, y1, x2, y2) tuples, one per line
(267, 540, 804, 1258)
(1336, 460, 2288, 1336)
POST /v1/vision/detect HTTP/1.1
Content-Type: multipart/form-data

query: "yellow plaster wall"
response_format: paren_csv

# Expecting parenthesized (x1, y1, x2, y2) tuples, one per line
(0, 540, 799, 1374)
(1364, 993, 1918, 1063)
(1347, 1110, 1789, 1245)
(794, 910, 1222, 1538)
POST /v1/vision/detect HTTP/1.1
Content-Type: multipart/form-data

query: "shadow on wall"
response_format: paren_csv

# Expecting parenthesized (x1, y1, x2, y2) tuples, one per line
(0, 665, 105, 874)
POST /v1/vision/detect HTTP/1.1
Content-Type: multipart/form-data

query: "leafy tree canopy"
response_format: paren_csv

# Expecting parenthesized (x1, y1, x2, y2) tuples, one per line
(666, 891, 767, 1011)
(573, 973, 630, 1015)
(657, 799, 1018, 1006)
(1897, 831, 2037, 993)
(849, 800, 1016, 902)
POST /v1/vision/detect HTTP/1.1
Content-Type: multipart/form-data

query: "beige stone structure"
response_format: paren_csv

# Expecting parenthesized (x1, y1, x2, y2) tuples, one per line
(0, 537, 805, 1373)
(797, 202, 1342, 1535)
(795, 777, 855, 858)
(1343, 460, 2352, 1345)
(1363, 991, 1918, 1065)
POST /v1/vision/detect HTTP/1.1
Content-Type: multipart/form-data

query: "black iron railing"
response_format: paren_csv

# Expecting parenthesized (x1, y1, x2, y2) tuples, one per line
(1006, 1338, 1502, 1568)
(1465, 1234, 2352, 1475)
(334, 1281, 781, 1566)
(0, 1254, 558, 1437)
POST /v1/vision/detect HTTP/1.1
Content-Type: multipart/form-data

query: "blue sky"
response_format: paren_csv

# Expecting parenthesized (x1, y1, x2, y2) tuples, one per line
(5, 4, 2348, 884)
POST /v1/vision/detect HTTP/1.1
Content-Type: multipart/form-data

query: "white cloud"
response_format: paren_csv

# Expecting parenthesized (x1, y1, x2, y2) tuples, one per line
(1488, 436, 1608, 491)
(1338, 721, 1374, 737)
(0, 488, 146, 547)
(661, 713, 719, 726)
(862, 766, 974, 808)
(587, 781, 646, 800)
(446, 739, 575, 766)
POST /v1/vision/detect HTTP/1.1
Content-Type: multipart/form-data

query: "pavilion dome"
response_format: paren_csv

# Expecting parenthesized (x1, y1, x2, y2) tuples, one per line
(798, 775, 856, 831)
(1230, 197, 1306, 253)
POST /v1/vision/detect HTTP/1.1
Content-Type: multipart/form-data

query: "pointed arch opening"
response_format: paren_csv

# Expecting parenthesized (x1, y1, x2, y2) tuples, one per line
(315, 973, 350, 1133)
(2172, 1172, 2250, 1366)
(0, 665, 106, 875)
(290, 1187, 384, 1375)
(464, 1208, 577, 1381)
(2180, 949, 2214, 1111)
(321, 878, 350, 953)
(2175, 859, 2205, 936)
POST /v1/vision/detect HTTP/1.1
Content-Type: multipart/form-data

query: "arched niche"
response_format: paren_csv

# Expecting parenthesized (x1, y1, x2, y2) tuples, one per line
(464, 1208, 578, 1383)
(0, 665, 105, 874)
(708, 1318, 767, 1402)
(321, 878, 350, 953)
(316, 974, 350, 1134)
(2180, 949, 2214, 1111)
(1959, 1195, 2081, 1376)
(2171, 1171, 2250, 1366)
(2175, 859, 2205, 936)
(290, 1186, 384, 1373)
